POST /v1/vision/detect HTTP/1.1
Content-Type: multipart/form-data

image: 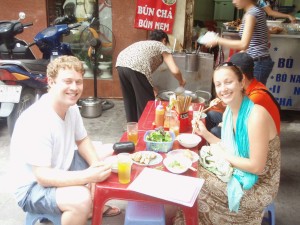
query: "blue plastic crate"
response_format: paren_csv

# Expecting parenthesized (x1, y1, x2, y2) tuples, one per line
(144, 130, 175, 153)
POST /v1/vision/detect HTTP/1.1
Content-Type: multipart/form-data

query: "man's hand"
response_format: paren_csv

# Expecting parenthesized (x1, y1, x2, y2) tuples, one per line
(86, 162, 112, 183)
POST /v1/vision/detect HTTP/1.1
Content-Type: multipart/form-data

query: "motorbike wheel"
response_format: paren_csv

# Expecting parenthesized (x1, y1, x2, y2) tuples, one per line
(7, 88, 35, 136)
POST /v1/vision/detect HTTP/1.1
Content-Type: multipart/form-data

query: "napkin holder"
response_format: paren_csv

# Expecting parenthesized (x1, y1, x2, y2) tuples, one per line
(176, 111, 189, 133)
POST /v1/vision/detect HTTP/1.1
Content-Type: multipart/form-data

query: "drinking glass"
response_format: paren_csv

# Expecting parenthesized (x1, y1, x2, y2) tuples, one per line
(117, 153, 132, 184)
(127, 122, 138, 145)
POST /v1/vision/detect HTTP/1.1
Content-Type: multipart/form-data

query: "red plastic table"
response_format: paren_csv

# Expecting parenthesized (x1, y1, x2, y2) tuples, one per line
(91, 101, 204, 225)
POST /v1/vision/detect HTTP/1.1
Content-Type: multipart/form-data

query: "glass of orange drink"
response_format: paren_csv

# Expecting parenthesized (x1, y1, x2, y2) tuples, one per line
(127, 122, 138, 145)
(117, 153, 132, 184)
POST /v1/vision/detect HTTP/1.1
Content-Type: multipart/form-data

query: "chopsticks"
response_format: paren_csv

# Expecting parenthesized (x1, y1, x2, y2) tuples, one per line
(202, 99, 223, 113)
(192, 105, 204, 134)
(189, 166, 197, 172)
(174, 95, 192, 114)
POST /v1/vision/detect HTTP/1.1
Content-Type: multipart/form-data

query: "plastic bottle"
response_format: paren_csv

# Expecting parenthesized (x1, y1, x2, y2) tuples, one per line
(164, 108, 172, 129)
(169, 111, 180, 136)
(155, 104, 165, 128)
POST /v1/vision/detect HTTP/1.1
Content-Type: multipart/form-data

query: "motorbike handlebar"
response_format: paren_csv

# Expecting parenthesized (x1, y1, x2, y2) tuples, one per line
(27, 42, 36, 48)
(68, 23, 82, 30)
(22, 22, 33, 28)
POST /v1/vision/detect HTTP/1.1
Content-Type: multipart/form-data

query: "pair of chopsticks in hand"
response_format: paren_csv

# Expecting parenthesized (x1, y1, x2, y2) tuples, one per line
(192, 105, 204, 134)
(202, 98, 223, 113)
(191, 98, 223, 134)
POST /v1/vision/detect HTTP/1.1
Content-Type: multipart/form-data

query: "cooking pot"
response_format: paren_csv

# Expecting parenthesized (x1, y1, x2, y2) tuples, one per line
(195, 90, 212, 106)
(156, 90, 199, 102)
(79, 97, 102, 118)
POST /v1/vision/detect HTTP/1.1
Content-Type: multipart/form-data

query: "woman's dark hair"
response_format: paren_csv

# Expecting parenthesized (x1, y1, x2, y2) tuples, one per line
(149, 29, 170, 44)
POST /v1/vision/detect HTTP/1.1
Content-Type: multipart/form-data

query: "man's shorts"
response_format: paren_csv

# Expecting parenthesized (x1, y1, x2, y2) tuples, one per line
(18, 150, 89, 214)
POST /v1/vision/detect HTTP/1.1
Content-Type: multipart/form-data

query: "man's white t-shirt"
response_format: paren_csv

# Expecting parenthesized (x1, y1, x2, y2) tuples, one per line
(10, 93, 87, 202)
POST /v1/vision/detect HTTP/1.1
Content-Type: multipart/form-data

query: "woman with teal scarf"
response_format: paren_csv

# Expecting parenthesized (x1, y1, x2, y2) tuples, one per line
(174, 63, 280, 225)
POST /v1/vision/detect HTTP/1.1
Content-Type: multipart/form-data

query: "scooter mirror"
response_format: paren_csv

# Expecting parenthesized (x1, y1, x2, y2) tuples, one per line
(18, 12, 26, 20)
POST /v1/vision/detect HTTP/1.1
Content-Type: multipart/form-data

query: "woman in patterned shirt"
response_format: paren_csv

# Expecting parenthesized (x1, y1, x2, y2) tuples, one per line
(206, 0, 274, 85)
(116, 29, 186, 122)
(257, 0, 296, 22)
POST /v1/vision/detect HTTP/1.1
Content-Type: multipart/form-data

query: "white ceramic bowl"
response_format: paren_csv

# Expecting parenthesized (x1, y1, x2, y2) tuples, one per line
(163, 156, 192, 174)
(177, 133, 201, 148)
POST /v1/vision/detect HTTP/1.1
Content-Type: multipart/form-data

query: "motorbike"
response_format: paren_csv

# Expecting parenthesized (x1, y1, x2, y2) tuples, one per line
(0, 13, 81, 135)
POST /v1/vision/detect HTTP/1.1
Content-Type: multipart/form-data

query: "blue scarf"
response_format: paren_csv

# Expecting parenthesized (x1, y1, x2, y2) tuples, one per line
(221, 96, 258, 212)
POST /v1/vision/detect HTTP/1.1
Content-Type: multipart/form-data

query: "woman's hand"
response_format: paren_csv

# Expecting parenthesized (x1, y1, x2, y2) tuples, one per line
(288, 14, 297, 23)
(179, 78, 186, 87)
(209, 98, 222, 107)
(193, 120, 208, 137)
(153, 87, 159, 97)
(205, 37, 219, 49)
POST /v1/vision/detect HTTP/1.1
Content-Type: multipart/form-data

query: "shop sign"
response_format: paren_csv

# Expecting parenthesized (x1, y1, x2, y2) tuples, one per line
(134, 0, 177, 33)
(267, 37, 300, 110)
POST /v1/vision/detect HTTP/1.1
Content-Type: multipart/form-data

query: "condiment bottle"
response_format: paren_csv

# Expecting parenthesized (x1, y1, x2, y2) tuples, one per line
(155, 103, 165, 128)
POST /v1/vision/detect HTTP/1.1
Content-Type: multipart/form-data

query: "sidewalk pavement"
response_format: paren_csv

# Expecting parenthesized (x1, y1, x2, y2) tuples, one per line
(0, 100, 300, 225)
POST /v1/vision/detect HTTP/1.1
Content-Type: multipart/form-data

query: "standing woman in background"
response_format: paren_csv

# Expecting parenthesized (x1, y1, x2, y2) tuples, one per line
(257, 0, 296, 22)
(116, 29, 186, 122)
(206, 0, 274, 85)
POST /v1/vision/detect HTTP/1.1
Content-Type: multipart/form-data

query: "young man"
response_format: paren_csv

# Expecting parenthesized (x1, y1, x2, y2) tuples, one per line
(206, 52, 280, 138)
(10, 56, 120, 225)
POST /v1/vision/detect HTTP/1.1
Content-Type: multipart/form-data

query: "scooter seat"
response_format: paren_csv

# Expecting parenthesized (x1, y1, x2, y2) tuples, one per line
(0, 59, 48, 75)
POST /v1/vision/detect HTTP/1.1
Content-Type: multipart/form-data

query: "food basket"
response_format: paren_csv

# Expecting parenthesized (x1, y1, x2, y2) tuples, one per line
(284, 23, 300, 34)
(267, 20, 284, 34)
(144, 130, 175, 153)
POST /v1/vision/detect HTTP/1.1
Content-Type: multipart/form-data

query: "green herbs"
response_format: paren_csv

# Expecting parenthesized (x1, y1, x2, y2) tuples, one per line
(146, 128, 172, 142)
(169, 160, 184, 169)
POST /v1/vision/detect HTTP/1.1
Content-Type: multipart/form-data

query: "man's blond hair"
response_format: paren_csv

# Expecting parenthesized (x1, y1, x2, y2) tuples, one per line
(47, 55, 85, 79)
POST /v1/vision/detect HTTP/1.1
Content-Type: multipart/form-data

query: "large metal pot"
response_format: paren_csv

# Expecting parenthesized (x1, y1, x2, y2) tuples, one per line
(156, 90, 199, 102)
(195, 90, 212, 106)
(79, 97, 102, 118)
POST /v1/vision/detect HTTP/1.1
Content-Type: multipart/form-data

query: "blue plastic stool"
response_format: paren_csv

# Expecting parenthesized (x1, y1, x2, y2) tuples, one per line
(25, 212, 61, 225)
(263, 203, 275, 225)
(124, 201, 166, 225)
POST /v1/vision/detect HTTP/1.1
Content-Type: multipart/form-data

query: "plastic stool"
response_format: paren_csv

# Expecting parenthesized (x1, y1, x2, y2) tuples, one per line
(263, 203, 275, 225)
(25, 212, 61, 225)
(124, 201, 165, 225)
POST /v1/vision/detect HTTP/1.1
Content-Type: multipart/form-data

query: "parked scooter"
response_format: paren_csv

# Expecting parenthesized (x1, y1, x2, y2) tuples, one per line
(0, 13, 81, 135)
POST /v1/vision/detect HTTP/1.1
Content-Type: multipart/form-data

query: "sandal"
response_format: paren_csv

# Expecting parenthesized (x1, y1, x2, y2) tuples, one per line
(103, 205, 121, 217)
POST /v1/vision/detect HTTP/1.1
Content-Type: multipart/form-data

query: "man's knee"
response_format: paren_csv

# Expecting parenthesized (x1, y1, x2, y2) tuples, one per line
(56, 186, 92, 214)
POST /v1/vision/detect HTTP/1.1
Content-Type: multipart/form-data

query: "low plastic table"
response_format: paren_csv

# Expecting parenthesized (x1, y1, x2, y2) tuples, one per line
(91, 101, 204, 225)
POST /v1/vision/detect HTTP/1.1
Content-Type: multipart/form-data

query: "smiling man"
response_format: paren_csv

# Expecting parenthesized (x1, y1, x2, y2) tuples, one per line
(10, 56, 120, 225)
